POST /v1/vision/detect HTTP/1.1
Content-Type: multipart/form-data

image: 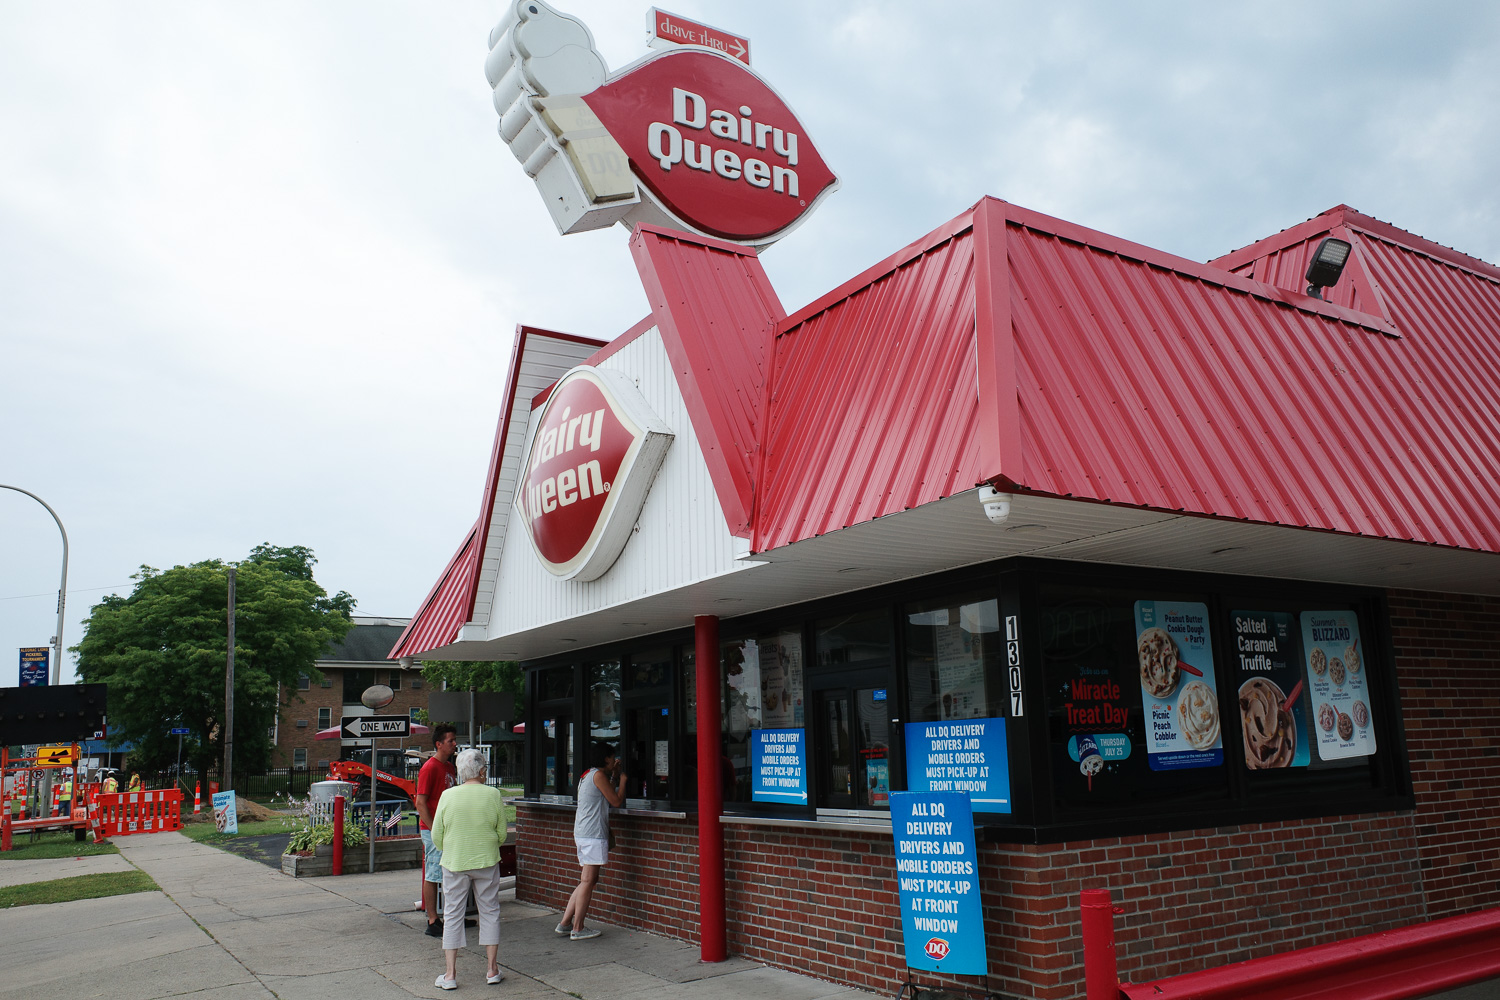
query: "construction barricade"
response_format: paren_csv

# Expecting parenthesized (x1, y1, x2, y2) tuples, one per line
(88, 788, 183, 841)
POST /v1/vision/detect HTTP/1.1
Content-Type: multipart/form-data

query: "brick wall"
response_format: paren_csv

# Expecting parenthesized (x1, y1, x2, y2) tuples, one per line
(1388, 590, 1500, 915)
(517, 807, 1423, 999)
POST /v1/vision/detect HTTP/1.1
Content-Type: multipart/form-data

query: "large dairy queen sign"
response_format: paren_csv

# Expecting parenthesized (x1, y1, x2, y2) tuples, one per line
(515, 365, 674, 581)
(487, 0, 837, 244)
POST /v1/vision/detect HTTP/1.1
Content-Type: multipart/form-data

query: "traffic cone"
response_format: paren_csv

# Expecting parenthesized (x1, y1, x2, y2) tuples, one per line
(51, 783, 61, 817)
(193, 782, 202, 815)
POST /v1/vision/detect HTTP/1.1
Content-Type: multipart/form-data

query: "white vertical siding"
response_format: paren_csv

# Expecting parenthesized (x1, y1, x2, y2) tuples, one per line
(481, 327, 748, 639)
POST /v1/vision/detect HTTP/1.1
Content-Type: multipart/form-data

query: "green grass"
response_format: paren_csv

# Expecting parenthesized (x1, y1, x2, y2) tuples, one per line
(0, 870, 157, 908)
(180, 817, 298, 844)
(0, 830, 118, 861)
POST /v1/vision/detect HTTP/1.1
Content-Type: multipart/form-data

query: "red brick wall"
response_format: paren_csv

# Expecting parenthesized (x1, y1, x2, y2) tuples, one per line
(1388, 590, 1500, 915)
(517, 807, 1423, 999)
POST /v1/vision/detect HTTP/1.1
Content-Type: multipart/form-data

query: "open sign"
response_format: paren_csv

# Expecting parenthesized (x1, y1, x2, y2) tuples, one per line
(924, 937, 950, 961)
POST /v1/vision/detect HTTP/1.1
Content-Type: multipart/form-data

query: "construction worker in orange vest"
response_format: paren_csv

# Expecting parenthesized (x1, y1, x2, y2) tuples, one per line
(103, 771, 119, 794)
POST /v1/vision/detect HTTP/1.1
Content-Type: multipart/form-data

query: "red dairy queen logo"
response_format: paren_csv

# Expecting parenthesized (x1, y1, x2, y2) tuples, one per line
(486, 1, 837, 245)
(515, 366, 673, 581)
(583, 49, 837, 243)
(924, 937, 951, 961)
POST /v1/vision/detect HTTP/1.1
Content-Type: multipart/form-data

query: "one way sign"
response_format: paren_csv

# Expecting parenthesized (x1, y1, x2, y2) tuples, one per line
(342, 716, 411, 739)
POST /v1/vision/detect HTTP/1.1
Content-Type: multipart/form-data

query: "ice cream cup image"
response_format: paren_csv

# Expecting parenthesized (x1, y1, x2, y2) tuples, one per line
(1239, 677, 1295, 768)
(1138, 627, 1180, 698)
(1076, 734, 1104, 789)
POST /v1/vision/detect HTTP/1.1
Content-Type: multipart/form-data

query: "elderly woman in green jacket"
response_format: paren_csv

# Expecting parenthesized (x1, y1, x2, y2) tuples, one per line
(430, 748, 508, 989)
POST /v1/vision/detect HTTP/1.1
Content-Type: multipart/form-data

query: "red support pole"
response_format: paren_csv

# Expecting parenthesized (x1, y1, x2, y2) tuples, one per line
(695, 614, 726, 963)
(2, 749, 10, 852)
(1081, 889, 1122, 1000)
(332, 795, 344, 877)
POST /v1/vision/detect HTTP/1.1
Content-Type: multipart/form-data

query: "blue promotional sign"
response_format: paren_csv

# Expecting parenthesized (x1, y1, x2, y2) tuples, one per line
(19, 647, 49, 687)
(750, 728, 807, 804)
(903, 717, 1010, 813)
(1134, 601, 1224, 771)
(891, 791, 987, 976)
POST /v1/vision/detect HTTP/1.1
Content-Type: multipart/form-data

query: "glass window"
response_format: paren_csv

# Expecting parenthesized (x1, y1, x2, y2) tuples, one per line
(343, 669, 375, 705)
(538, 716, 574, 796)
(589, 660, 621, 750)
(816, 609, 891, 668)
(410, 707, 421, 724)
(540, 665, 574, 701)
(293, 748, 307, 769)
(389, 671, 401, 690)
(905, 594, 1001, 722)
(321, 677, 332, 688)
(722, 627, 805, 803)
(1040, 585, 1228, 815)
(624, 648, 672, 800)
(297, 673, 310, 691)
(318, 707, 331, 729)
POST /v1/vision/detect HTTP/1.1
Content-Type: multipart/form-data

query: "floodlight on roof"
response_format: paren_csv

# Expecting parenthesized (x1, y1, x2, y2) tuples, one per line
(1304, 237, 1353, 300)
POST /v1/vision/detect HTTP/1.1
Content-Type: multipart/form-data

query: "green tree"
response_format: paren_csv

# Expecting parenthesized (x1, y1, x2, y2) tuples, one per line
(420, 660, 525, 716)
(75, 544, 353, 784)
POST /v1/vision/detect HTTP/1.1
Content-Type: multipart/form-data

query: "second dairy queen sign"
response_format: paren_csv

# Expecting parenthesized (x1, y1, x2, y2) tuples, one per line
(515, 366, 674, 581)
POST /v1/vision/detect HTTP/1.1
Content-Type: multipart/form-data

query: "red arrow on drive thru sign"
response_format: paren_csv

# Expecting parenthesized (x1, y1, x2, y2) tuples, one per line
(649, 8, 750, 64)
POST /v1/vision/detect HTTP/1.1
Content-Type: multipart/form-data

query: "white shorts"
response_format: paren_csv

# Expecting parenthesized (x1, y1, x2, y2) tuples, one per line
(576, 837, 609, 866)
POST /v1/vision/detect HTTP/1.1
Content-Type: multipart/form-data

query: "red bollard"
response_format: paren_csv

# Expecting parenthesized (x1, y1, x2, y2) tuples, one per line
(332, 795, 344, 877)
(1081, 888, 1123, 1000)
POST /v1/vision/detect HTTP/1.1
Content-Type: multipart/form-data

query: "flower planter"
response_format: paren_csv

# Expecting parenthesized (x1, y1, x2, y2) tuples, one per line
(280, 836, 423, 877)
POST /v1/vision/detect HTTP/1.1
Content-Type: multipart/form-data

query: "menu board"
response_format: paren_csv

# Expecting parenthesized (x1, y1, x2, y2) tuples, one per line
(935, 619, 986, 719)
(1230, 611, 1309, 769)
(1300, 611, 1376, 760)
(758, 638, 804, 729)
(1133, 601, 1223, 771)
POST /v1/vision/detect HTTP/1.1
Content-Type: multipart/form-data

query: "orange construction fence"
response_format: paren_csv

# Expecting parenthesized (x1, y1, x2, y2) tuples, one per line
(88, 788, 183, 841)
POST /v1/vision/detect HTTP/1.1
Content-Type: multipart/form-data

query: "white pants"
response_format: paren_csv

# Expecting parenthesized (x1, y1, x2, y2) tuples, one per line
(441, 863, 501, 951)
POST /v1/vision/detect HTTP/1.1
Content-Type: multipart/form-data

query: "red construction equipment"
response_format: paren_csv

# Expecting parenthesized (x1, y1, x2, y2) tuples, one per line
(88, 788, 182, 841)
(328, 759, 416, 804)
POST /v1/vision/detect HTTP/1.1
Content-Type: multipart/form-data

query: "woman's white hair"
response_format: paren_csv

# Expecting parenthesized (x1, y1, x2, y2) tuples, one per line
(455, 748, 487, 783)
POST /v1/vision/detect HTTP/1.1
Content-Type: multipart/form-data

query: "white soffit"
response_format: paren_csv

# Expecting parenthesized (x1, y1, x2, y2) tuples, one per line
(432, 490, 1500, 661)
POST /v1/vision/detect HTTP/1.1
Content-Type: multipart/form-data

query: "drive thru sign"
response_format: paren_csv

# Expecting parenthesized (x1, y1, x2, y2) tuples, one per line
(342, 716, 411, 739)
(648, 8, 750, 64)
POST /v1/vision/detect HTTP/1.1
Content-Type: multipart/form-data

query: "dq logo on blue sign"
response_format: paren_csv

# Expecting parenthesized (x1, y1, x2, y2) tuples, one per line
(890, 791, 987, 976)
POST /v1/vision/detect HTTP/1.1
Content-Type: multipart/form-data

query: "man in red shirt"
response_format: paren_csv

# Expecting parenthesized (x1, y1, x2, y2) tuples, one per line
(416, 724, 459, 936)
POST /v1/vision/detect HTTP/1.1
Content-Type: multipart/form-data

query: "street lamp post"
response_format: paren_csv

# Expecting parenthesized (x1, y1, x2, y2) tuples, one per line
(0, 484, 69, 684)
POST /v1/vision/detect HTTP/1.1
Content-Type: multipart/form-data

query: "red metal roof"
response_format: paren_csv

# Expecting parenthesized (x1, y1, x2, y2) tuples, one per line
(754, 210, 984, 551)
(389, 519, 481, 660)
(631, 224, 786, 537)
(751, 197, 1500, 554)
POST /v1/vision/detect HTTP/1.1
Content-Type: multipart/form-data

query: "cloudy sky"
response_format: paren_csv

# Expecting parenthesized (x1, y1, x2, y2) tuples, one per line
(4, 2, 1497, 684)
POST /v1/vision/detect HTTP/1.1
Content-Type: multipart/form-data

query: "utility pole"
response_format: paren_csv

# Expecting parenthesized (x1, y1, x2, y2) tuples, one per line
(223, 567, 236, 789)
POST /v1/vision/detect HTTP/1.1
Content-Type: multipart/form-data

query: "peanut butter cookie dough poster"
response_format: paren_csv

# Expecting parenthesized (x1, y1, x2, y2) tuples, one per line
(1300, 611, 1376, 760)
(1230, 611, 1309, 769)
(1134, 601, 1223, 770)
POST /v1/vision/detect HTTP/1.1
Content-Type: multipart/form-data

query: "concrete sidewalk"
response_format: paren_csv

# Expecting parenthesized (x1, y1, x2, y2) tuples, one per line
(0, 831, 875, 1000)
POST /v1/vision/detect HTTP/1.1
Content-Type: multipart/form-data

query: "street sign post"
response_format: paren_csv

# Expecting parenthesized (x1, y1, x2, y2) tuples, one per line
(168, 727, 190, 735)
(342, 716, 411, 739)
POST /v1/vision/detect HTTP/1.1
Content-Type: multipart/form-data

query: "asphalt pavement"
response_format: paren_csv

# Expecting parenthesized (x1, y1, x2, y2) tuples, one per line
(0, 831, 875, 1000)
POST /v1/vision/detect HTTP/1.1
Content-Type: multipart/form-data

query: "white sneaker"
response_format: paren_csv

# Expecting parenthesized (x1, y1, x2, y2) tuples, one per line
(487, 970, 505, 984)
(570, 927, 601, 940)
(554, 922, 571, 935)
(435, 974, 458, 990)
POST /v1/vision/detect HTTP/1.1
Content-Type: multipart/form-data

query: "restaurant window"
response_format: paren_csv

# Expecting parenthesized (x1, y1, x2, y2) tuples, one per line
(534, 664, 577, 797)
(623, 648, 673, 801)
(1037, 570, 1402, 830)
(812, 609, 893, 810)
(318, 708, 331, 729)
(1041, 584, 1228, 815)
(722, 627, 805, 804)
(904, 594, 1002, 723)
